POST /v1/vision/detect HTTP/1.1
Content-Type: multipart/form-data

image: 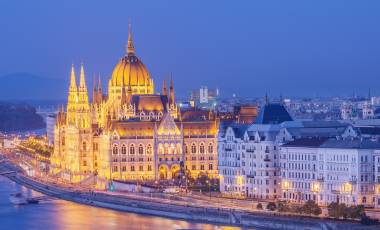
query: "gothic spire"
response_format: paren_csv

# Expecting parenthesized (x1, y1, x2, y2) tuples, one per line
(69, 64, 77, 91)
(79, 63, 87, 91)
(162, 79, 167, 96)
(126, 22, 135, 55)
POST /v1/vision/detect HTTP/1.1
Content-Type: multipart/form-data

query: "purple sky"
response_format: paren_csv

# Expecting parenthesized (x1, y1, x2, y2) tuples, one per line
(0, 0, 380, 99)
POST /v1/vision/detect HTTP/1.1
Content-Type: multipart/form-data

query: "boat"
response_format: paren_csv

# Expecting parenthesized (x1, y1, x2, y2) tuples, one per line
(9, 193, 27, 205)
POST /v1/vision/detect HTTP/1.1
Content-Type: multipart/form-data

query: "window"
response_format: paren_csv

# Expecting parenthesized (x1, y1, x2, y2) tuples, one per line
(122, 166, 127, 172)
(185, 144, 188, 154)
(82, 142, 87, 151)
(139, 165, 143, 171)
(200, 143, 205, 154)
(209, 163, 213, 170)
(192, 165, 196, 170)
(121, 145, 127, 154)
(191, 143, 196, 154)
(93, 143, 98, 151)
(147, 144, 152, 154)
(131, 165, 135, 171)
(208, 144, 213, 154)
(130, 144, 135, 155)
(201, 165, 205, 170)
(139, 144, 144, 154)
(148, 165, 152, 171)
(112, 166, 118, 172)
(83, 160, 87, 166)
(112, 145, 118, 155)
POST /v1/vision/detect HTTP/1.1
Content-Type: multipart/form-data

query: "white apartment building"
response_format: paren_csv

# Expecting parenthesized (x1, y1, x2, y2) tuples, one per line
(280, 139, 379, 207)
(219, 102, 380, 207)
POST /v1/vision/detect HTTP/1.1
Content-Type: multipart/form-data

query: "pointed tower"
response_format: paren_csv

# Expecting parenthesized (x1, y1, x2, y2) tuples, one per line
(67, 64, 78, 125)
(78, 63, 89, 105)
(97, 74, 102, 103)
(162, 80, 167, 96)
(92, 75, 97, 104)
(77, 63, 90, 128)
(169, 77, 175, 105)
(127, 22, 135, 56)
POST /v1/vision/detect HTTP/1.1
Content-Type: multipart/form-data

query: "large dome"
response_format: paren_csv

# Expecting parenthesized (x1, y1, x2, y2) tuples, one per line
(111, 54, 152, 88)
(109, 29, 154, 95)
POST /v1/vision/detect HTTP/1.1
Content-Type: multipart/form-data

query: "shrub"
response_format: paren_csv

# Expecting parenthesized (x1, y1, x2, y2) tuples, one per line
(328, 202, 347, 219)
(266, 202, 277, 211)
(347, 205, 366, 219)
(256, 203, 263, 210)
(302, 200, 322, 216)
(277, 201, 290, 212)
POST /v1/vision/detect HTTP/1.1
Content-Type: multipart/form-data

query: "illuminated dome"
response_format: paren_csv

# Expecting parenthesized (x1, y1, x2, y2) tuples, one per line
(109, 26, 154, 95)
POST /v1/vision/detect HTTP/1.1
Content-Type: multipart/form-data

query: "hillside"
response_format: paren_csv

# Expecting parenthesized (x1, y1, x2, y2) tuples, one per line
(0, 102, 45, 132)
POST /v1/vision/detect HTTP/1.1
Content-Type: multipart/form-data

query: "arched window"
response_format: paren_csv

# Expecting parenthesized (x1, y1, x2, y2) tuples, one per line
(164, 143, 169, 154)
(139, 144, 144, 154)
(158, 144, 163, 154)
(130, 144, 135, 155)
(208, 143, 213, 154)
(191, 143, 196, 154)
(147, 144, 152, 154)
(112, 145, 118, 155)
(199, 143, 205, 154)
(121, 145, 127, 154)
(83, 141, 87, 151)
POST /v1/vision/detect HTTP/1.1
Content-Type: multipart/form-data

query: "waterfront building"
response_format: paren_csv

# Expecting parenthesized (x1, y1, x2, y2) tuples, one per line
(280, 139, 380, 207)
(218, 102, 380, 207)
(50, 26, 219, 185)
(218, 102, 293, 198)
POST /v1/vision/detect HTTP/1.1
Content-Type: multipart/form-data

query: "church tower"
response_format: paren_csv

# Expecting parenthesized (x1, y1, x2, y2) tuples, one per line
(67, 64, 78, 125)
(77, 64, 91, 128)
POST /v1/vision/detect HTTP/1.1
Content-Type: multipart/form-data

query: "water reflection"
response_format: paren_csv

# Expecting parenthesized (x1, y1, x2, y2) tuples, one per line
(0, 177, 241, 230)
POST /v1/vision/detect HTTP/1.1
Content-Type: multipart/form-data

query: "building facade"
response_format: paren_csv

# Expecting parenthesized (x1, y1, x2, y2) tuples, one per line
(50, 27, 219, 186)
(219, 103, 380, 207)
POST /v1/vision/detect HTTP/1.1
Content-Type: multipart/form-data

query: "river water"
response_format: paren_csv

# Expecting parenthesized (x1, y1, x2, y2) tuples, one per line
(0, 176, 241, 230)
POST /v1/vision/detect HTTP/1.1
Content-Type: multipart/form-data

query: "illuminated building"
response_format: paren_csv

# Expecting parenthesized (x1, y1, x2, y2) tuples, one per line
(50, 25, 219, 185)
(281, 139, 380, 207)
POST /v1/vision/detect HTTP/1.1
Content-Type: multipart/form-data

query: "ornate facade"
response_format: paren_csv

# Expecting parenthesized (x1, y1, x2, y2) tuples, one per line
(51, 27, 219, 186)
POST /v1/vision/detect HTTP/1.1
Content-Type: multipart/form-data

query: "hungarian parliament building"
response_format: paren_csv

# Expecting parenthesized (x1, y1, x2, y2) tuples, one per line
(50, 27, 218, 185)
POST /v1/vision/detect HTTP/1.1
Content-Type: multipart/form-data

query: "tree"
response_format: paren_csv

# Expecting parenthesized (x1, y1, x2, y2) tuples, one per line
(328, 202, 345, 219)
(347, 205, 366, 219)
(277, 201, 290, 212)
(256, 203, 263, 210)
(302, 200, 322, 216)
(266, 202, 277, 211)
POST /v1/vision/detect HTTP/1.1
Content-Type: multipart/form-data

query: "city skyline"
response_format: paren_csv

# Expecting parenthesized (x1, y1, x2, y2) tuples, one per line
(0, 0, 380, 100)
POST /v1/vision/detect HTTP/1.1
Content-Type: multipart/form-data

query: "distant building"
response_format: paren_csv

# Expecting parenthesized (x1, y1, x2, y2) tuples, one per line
(46, 113, 57, 146)
(190, 86, 219, 108)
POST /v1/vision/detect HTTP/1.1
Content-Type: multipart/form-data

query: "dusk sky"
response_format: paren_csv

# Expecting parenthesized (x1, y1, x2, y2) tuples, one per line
(1, 0, 380, 99)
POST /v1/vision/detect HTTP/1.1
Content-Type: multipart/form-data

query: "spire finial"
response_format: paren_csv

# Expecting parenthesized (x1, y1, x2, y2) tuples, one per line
(265, 93, 269, 105)
(126, 21, 135, 55)
(98, 73, 102, 92)
(79, 63, 87, 91)
(69, 64, 77, 90)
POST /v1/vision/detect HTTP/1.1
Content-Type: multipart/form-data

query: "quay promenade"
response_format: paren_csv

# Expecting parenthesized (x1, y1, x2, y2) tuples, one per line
(0, 158, 378, 230)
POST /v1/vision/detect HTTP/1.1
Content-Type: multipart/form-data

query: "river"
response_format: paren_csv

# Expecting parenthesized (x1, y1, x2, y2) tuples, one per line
(0, 176, 241, 230)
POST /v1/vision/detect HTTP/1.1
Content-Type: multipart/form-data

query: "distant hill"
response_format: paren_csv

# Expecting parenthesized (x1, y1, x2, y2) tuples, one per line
(0, 101, 45, 132)
(0, 73, 68, 100)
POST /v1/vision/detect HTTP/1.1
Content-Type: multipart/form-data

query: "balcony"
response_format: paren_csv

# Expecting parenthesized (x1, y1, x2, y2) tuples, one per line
(264, 157, 271, 162)
(225, 148, 232, 151)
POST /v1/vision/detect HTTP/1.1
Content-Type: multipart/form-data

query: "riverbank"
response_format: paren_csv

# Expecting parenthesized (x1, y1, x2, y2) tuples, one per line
(0, 160, 377, 230)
